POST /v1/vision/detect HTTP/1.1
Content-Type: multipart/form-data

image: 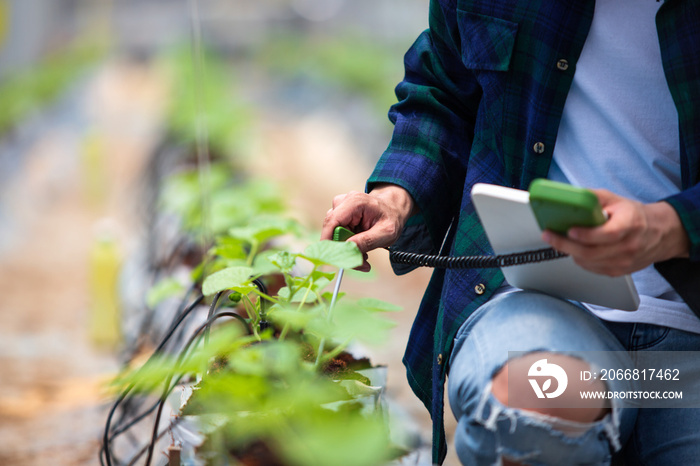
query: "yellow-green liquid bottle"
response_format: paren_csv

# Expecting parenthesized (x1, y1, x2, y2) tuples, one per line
(88, 229, 122, 349)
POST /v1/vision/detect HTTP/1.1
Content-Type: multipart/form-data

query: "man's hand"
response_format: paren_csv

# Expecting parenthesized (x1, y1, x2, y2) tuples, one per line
(321, 184, 416, 272)
(543, 189, 690, 277)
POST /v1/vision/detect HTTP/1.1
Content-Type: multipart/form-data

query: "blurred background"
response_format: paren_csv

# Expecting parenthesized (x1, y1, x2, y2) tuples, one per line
(0, 0, 461, 464)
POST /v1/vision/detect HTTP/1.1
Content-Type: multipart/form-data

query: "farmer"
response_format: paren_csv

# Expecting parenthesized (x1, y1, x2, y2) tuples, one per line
(321, 1, 700, 464)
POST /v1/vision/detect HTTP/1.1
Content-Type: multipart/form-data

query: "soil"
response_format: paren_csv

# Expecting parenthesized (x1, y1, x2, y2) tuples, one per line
(233, 440, 287, 466)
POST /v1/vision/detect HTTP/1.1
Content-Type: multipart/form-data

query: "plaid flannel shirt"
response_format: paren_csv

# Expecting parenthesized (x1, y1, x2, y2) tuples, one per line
(367, 0, 700, 463)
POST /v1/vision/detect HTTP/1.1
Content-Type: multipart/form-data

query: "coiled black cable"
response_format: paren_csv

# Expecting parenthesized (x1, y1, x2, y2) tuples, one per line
(388, 247, 567, 269)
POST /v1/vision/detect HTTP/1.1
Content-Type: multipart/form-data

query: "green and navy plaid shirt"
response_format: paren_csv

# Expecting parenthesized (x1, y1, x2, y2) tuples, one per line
(367, 0, 700, 462)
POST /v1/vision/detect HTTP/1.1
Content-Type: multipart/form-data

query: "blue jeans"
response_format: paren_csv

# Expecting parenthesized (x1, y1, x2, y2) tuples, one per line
(447, 290, 700, 465)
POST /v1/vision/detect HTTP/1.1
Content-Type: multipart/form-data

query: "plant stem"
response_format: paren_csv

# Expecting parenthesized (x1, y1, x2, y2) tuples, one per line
(252, 290, 281, 306)
(246, 240, 259, 267)
(279, 323, 291, 340)
(280, 266, 316, 340)
(242, 295, 260, 341)
(241, 295, 258, 321)
(314, 268, 344, 369)
(295, 279, 314, 312)
(320, 336, 353, 364)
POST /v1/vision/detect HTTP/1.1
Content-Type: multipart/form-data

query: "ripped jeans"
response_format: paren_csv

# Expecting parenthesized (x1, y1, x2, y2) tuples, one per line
(447, 290, 700, 465)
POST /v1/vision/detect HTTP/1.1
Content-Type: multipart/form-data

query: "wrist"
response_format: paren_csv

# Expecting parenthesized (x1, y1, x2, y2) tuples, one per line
(648, 201, 690, 260)
(369, 183, 417, 224)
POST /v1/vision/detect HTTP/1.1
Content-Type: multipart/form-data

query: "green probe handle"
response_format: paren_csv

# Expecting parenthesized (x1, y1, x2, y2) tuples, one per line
(332, 226, 355, 242)
(317, 226, 355, 368)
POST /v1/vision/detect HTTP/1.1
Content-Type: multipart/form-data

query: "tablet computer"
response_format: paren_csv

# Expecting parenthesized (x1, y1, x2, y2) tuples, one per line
(471, 183, 640, 311)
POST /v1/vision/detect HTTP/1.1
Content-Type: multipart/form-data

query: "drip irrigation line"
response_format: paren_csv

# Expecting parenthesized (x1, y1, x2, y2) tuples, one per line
(161, 284, 198, 354)
(109, 398, 161, 444)
(101, 280, 247, 466)
(152, 293, 205, 356)
(203, 291, 224, 346)
(104, 284, 201, 456)
(102, 292, 204, 466)
(144, 310, 251, 466)
(126, 416, 184, 466)
(131, 272, 194, 354)
(103, 289, 252, 466)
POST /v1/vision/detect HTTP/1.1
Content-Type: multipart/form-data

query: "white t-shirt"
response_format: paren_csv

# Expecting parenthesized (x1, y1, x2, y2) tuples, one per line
(547, 0, 700, 333)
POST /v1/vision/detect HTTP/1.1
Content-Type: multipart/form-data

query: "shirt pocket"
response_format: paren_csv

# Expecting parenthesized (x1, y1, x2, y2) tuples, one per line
(456, 11, 518, 159)
(456, 10, 518, 72)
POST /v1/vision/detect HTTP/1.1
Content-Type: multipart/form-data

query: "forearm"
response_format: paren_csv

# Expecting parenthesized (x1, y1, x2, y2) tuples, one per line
(369, 0, 481, 249)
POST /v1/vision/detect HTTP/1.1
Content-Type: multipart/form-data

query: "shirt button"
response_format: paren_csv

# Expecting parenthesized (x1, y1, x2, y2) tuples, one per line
(533, 142, 546, 154)
(437, 354, 444, 365)
(556, 59, 569, 71)
(475, 283, 486, 295)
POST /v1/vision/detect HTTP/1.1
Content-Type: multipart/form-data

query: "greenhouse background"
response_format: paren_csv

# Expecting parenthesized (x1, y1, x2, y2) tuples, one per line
(0, 0, 467, 465)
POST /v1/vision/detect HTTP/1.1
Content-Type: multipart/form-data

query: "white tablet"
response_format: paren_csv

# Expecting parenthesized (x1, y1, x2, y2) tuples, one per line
(471, 183, 640, 311)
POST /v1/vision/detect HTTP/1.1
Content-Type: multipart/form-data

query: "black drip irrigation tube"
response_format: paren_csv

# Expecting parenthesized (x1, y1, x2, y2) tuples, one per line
(101, 290, 251, 466)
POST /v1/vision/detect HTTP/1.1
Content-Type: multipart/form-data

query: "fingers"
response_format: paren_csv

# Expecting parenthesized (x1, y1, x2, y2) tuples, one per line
(322, 192, 353, 240)
(564, 189, 644, 247)
(355, 251, 371, 273)
(322, 194, 378, 273)
(322, 186, 412, 258)
(563, 189, 619, 244)
(543, 208, 650, 277)
(543, 231, 630, 276)
(541, 189, 646, 276)
(567, 214, 630, 245)
(321, 191, 371, 241)
(332, 191, 357, 209)
(350, 218, 400, 252)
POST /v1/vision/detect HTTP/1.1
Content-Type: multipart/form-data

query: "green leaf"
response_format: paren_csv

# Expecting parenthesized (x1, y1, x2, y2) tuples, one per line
(321, 291, 346, 302)
(310, 277, 331, 295)
(251, 250, 282, 277)
(356, 297, 402, 312)
(310, 269, 336, 282)
(109, 353, 177, 394)
(146, 277, 185, 308)
(267, 251, 298, 273)
(276, 408, 391, 466)
(308, 270, 334, 295)
(110, 325, 247, 395)
(202, 266, 255, 296)
(228, 216, 298, 245)
(181, 372, 270, 416)
(310, 302, 396, 346)
(301, 241, 363, 269)
(211, 237, 247, 261)
(228, 340, 301, 377)
(270, 305, 324, 332)
(344, 267, 378, 281)
(278, 286, 318, 303)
